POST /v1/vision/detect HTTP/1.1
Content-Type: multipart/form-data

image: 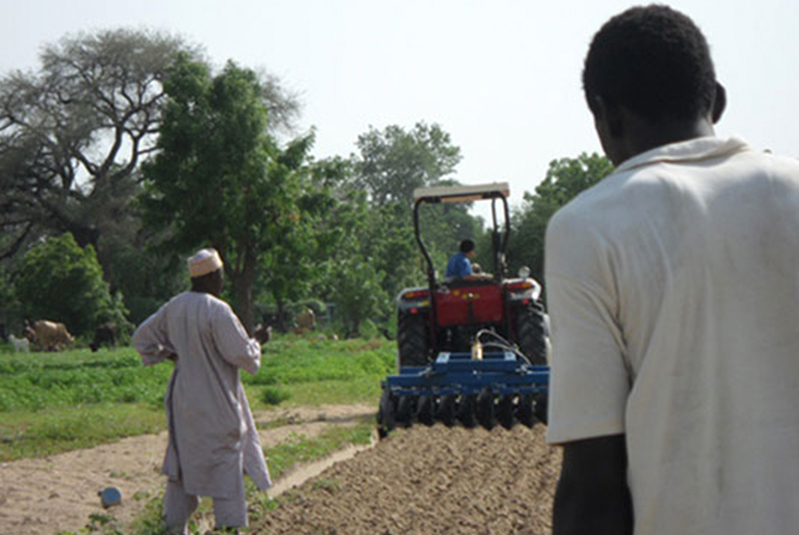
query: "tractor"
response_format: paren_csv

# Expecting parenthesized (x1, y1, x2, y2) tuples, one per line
(378, 183, 550, 434)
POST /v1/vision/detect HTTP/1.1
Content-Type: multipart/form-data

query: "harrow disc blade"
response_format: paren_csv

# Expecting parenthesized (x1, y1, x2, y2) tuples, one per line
(534, 393, 549, 425)
(475, 388, 496, 430)
(416, 394, 435, 426)
(436, 394, 457, 427)
(396, 394, 416, 428)
(377, 388, 397, 437)
(457, 394, 477, 428)
(497, 394, 516, 430)
(517, 393, 536, 428)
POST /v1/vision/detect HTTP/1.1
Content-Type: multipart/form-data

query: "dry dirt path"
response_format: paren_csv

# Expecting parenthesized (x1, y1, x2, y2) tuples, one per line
(0, 404, 375, 535)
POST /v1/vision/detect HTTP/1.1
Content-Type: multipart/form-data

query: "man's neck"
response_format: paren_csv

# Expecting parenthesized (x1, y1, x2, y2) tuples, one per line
(618, 111, 716, 164)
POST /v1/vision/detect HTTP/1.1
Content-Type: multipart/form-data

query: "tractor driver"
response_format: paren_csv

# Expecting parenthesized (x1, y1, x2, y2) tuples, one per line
(445, 239, 490, 281)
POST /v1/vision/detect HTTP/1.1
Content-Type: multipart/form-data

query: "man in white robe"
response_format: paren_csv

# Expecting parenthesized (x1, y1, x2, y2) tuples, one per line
(133, 248, 271, 534)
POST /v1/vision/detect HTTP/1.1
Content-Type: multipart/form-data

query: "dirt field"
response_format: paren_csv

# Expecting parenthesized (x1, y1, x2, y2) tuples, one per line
(259, 424, 560, 535)
(0, 404, 561, 535)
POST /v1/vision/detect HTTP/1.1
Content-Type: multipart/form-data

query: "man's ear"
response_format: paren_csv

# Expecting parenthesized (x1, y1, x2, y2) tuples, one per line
(593, 95, 624, 138)
(711, 82, 726, 124)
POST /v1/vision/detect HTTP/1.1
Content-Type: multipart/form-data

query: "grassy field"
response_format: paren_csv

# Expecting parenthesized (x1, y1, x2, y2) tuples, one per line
(0, 335, 395, 462)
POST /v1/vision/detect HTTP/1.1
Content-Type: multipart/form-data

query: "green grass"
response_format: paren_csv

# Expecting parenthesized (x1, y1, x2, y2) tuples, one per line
(0, 334, 395, 461)
(0, 403, 165, 461)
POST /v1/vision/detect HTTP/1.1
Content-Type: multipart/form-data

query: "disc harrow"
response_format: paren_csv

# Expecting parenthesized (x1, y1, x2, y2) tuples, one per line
(377, 351, 549, 436)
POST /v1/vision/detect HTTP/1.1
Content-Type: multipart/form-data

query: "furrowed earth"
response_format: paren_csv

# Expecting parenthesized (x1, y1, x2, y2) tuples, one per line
(0, 404, 561, 535)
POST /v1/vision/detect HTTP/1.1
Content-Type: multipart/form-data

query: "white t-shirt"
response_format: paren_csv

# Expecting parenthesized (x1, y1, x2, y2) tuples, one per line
(545, 137, 799, 535)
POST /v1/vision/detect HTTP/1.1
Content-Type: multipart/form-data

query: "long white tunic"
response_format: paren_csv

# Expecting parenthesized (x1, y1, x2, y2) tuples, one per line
(133, 291, 271, 497)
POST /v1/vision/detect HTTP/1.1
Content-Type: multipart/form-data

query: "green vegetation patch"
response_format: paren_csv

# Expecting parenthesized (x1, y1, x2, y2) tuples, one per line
(265, 419, 374, 481)
(0, 335, 392, 462)
(0, 403, 164, 462)
(0, 348, 170, 412)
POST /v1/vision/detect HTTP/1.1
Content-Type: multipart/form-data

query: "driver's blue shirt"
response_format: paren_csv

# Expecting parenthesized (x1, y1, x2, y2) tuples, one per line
(445, 252, 473, 279)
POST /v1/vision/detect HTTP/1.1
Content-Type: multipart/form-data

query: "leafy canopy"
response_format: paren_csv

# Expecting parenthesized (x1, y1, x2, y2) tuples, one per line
(14, 233, 127, 336)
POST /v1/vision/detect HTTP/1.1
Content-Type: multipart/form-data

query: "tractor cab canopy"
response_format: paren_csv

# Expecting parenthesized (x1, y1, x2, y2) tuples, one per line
(413, 182, 510, 204)
(412, 182, 511, 287)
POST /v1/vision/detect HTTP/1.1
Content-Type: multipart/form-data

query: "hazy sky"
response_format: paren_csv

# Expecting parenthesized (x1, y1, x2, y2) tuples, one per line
(1, 0, 797, 218)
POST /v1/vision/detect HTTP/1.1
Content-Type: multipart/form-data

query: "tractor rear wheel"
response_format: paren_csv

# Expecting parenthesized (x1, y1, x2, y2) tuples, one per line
(397, 311, 430, 367)
(515, 303, 548, 365)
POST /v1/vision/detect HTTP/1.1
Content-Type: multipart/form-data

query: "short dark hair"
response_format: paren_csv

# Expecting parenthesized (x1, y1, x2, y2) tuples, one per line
(583, 5, 717, 123)
(460, 239, 475, 253)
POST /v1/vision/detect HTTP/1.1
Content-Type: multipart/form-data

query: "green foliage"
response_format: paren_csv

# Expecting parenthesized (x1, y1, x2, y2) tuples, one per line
(264, 422, 375, 481)
(326, 256, 389, 338)
(261, 386, 292, 406)
(142, 56, 316, 331)
(508, 153, 613, 285)
(13, 234, 128, 336)
(0, 404, 164, 462)
(0, 265, 20, 325)
(0, 348, 169, 412)
(353, 122, 462, 207)
(0, 29, 196, 262)
(252, 337, 394, 386)
(0, 336, 394, 461)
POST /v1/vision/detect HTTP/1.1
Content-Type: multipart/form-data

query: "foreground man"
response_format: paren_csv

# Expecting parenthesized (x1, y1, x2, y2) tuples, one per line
(133, 248, 271, 534)
(546, 6, 799, 535)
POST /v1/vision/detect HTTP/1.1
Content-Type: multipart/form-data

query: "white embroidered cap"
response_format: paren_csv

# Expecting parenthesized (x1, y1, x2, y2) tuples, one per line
(187, 248, 223, 278)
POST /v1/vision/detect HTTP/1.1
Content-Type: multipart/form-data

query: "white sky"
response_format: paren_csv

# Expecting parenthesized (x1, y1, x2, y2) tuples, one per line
(1, 0, 798, 220)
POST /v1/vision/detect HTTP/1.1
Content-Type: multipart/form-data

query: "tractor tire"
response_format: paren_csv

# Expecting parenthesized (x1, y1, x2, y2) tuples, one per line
(397, 311, 430, 367)
(515, 303, 548, 366)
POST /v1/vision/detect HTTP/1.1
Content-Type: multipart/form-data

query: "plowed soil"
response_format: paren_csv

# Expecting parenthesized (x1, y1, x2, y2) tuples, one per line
(258, 424, 561, 535)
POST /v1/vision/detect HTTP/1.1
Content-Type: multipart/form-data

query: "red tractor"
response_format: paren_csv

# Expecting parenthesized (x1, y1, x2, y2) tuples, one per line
(396, 182, 549, 369)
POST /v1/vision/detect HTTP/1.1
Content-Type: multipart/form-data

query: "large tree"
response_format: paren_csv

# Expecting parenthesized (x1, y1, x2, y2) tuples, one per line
(141, 57, 308, 332)
(508, 153, 613, 286)
(0, 29, 196, 261)
(352, 122, 462, 207)
(0, 28, 300, 282)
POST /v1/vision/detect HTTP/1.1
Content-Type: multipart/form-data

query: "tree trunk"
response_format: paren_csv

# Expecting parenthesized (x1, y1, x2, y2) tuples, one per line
(275, 297, 289, 333)
(231, 246, 257, 335)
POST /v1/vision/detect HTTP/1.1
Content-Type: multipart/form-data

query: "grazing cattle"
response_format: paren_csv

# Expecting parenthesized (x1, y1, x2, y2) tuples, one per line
(294, 308, 316, 335)
(253, 323, 272, 344)
(90, 322, 119, 352)
(26, 320, 74, 352)
(9, 334, 29, 353)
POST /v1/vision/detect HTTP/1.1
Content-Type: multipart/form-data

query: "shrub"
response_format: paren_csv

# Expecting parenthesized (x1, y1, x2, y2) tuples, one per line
(14, 234, 128, 336)
(261, 386, 292, 406)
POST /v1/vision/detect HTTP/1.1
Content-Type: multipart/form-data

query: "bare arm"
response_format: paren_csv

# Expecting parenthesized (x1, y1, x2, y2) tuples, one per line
(553, 434, 633, 535)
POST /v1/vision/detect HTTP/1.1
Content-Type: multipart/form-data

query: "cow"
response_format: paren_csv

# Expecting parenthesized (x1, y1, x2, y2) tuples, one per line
(90, 322, 119, 352)
(25, 320, 74, 352)
(9, 334, 29, 353)
(294, 308, 316, 335)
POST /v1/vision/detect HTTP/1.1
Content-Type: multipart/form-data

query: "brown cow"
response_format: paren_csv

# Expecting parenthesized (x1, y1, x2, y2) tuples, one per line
(25, 320, 74, 352)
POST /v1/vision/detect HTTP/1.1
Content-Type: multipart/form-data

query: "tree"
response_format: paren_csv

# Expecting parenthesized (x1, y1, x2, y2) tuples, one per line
(508, 153, 613, 285)
(352, 122, 462, 207)
(141, 57, 308, 332)
(0, 28, 301, 289)
(254, 154, 352, 332)
(0, 29, 197, 261)
(14, 233, 126, 336)
(326, 246, 390, 338)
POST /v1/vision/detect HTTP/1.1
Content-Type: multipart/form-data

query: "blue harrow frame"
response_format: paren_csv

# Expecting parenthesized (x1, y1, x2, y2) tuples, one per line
(377, 351, 550, 434)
